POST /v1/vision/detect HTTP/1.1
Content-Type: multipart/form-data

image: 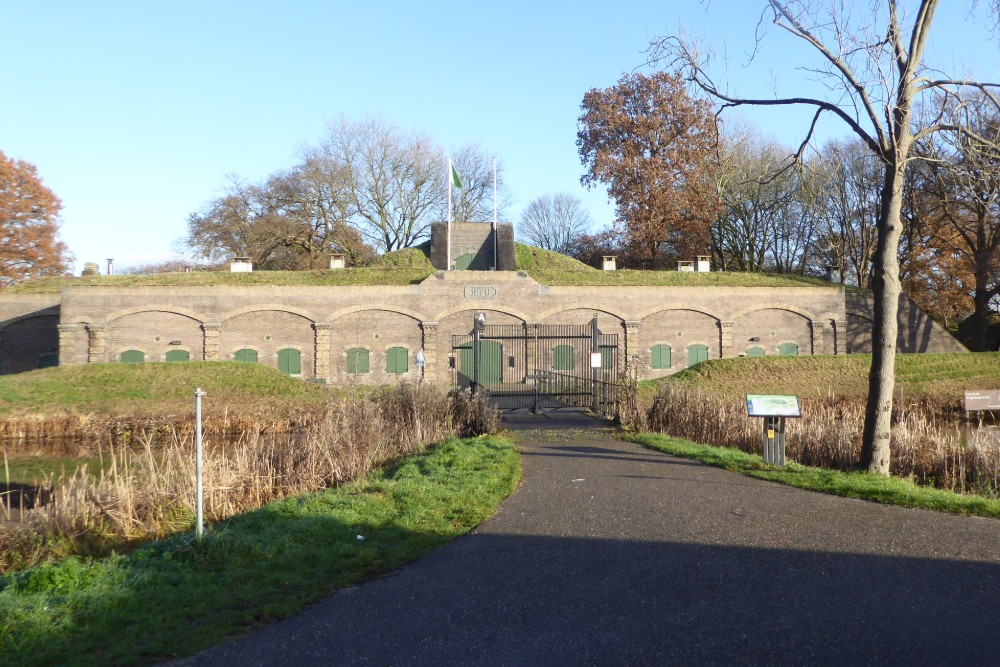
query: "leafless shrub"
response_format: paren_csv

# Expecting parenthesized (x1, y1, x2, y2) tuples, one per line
(0, 384, 501, 573)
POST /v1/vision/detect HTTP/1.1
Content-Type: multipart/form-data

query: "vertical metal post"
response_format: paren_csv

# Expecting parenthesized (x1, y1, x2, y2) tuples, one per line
(195, 387, 206, 539)
(591, 315, 600, 414)
(472, 316, 480, 394)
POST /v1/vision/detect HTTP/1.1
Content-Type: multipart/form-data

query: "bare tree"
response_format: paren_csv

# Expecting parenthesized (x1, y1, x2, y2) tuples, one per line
(811, 139, 883, 288)
(651, 0, 1000, 474)
(319, 116, 444, 252)
(450, 144, 512, 223)
(518, 193, 593, 254)
(714, 130, 799, 272)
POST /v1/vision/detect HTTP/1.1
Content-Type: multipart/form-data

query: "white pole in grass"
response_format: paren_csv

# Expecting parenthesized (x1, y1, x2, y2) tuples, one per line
(195, 387, 206, 539)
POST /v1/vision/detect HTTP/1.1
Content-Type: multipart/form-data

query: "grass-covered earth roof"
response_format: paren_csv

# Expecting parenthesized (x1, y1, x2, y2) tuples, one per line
(4, 242, 834, 293)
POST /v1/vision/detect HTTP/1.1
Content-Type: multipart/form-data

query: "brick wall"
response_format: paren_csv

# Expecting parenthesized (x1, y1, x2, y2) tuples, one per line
(0, 272, 969, 383)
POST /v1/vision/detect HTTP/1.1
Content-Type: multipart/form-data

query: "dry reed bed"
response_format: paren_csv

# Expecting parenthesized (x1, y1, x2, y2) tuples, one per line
(0, 408, 336, 457)
(0, 385, 500, 573)
(638, 383, 1000, 497)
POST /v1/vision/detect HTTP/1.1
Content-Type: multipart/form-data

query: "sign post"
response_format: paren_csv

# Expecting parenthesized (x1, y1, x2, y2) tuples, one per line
(746, 394, 801, 466)
(194, 387, 206, 539)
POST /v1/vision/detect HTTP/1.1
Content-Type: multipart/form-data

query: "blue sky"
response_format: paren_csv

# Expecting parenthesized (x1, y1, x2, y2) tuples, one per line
(3, 1, 997, 273)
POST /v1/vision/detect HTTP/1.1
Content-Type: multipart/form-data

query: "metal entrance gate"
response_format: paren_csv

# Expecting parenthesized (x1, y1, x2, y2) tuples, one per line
(451, 316, 620, 419)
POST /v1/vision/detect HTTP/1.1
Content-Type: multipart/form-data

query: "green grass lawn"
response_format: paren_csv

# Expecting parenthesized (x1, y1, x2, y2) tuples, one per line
(629, 433, 1000, 518)
(0, 435, 521, 666)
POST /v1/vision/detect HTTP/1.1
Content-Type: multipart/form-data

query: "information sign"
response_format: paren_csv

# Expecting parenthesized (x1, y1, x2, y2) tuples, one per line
(746, 394, 801, 418)
(965, 390, 1000, 411)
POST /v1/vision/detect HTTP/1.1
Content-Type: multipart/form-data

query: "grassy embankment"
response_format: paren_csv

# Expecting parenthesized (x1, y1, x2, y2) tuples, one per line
(0, 435, 520, 666)
(628, 353, 1000, 514)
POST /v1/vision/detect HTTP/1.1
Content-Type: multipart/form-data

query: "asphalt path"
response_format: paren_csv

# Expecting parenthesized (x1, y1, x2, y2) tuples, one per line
(181, 410, 1000, 666)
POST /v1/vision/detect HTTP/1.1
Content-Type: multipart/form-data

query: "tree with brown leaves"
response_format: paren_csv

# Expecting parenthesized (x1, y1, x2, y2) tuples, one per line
(577, 71, 721, 266)
(0, 151, 71, 287)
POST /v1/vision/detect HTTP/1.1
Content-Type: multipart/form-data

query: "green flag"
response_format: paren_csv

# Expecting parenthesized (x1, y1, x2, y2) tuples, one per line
(450, 162, 463, 189)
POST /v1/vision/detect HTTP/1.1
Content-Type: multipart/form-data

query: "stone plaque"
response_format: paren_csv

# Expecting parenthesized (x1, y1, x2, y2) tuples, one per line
(464, 285, 498, 299)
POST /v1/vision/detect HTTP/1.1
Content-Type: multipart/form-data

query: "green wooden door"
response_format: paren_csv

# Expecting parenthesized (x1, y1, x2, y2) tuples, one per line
(746, 347, 765, 358)
(459, 340, 502, 384)
(455, 253, 490, 270)
(278, 348, 301, 374)
(120, 350, 144, 363)
(599, 345, 615, 370)
(234, 349, 258, 363)
(165, 350, 190, 362)
(778, 343, 799, 357)
(687, 344, 708, 367)
(552, 344, 574, 371)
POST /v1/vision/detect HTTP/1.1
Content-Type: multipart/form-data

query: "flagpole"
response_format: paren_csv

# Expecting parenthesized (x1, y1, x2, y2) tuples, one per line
(493, 157, 498, 270)
(447, 158, 452, 271)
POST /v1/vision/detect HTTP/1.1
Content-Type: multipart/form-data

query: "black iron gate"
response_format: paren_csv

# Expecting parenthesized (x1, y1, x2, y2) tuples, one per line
(451, 316, 620, 419)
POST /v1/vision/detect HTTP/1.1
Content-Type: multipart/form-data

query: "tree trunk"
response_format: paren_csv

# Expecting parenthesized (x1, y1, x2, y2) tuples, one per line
(970, 257, 991, 352)
(860, 161, 907, 475)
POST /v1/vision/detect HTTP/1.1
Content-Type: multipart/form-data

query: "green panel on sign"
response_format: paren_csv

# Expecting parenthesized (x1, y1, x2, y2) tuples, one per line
(120, 350, 144, 364)
(778, 343, 799, 357)
(278, 348, 301, 375)
(687, 344, 708, 367)
(234, 349, 258, 363)
(746, 347, 765, 358)
(458, 340, 503, 384)
(346, 348, 369, 374)
(386, 346, 408, 374)
(552, 344, 574, 371)
(651, 344, 672, 370)
(455, 253, 490, 270)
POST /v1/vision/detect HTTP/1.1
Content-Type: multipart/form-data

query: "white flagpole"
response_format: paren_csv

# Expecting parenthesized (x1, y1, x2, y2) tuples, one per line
(493, 157, 498, 270)
(447, 158, 452, 271)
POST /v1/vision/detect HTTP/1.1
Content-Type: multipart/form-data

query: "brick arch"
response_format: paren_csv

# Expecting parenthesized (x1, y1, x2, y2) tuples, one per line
(433, 304, 530, 323)
(327, 305, 425, 323)
(535, 305, 627, 323)
(85, 306, 207, 326)
(729, 303, 818, 322)
(0, 309, 60, 329)
(221, 304, 317, 323)
(633, 305, 722, 321)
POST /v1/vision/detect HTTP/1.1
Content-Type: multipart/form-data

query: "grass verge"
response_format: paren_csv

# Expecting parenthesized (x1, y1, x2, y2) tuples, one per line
(628, 433, 1000, 518)
(0, 435, 521, 666)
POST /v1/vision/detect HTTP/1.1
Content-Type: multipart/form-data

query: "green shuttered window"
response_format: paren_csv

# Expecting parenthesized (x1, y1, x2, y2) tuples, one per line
(346, 347, 369, 374)
(687, 344, 708, 367)
(278, 348, 301, 375)
(234, 349, 258, 363)
(120, 350, 144, 363)
(651, 344, 672, 370)
(778, 343, 799, 356)
(386, 347, 408, 374)
(165, 350, 190, 362)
